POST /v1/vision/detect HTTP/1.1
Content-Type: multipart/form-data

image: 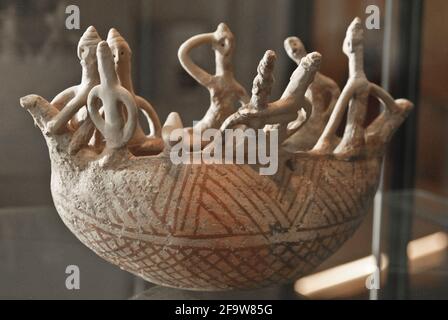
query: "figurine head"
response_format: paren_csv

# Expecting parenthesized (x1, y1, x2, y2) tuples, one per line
(212, 23, 235, 58)
(107, 28, 132, 68)
(343, 17, 364, 56)
(77, 26, 102, 66)
(284, 36, 307, 63)
(96, 41, 118, 85)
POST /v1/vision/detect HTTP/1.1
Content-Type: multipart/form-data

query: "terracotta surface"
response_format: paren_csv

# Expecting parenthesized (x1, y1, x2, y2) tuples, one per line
(312, 18, 412, 159)
(19, 19, 412, 290)
(106, 28, 163, 156)
(163, 23, 249, 149)
(282, 36, 341, 152)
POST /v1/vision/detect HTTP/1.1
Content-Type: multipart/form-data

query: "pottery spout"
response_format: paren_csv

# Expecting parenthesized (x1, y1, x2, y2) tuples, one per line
(20, 94, 93, 171)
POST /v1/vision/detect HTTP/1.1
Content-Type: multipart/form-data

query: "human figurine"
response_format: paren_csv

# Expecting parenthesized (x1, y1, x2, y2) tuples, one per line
(312, 17, 411, 159)
(163, 23, 249, 149)
(46, 26, 102, 135)
(87, 41, 137, 157)
(221, 50, 321, 144)
(282, 36, 341, 152)
(311, 18, 368, 157)
(106, 28, 163, 156)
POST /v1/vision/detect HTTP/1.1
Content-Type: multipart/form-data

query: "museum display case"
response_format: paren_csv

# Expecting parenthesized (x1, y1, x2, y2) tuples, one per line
(0, 0, 446, 300)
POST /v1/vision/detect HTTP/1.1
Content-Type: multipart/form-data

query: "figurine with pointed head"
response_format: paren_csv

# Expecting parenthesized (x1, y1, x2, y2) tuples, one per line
(343, 17, 364, 56)
(284, 36, 307, 64)
(105, 28, 135, 94)
(77, 26, 102, 69)
(107, 28, 132, 73)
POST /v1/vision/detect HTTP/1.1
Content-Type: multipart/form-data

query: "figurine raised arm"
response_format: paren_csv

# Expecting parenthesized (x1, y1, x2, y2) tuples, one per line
(282, 36, 341, 152)
(46, 26, 101, 135)
(106, 28, 163, 156)
(221, 50, 321, 144)
(163, 23, 249, 149)
(312, 17, 412, 159)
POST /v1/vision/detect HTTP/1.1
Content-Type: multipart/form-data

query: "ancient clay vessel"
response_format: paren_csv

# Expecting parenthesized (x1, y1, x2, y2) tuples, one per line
(19, 19, 412, 291)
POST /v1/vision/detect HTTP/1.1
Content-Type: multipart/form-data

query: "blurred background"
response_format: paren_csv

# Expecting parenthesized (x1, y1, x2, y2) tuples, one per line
(0, 0, 447, 299)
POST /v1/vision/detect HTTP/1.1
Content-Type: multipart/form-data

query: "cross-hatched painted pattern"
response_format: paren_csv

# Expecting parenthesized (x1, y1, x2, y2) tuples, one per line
(53, 156, 380, 290)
